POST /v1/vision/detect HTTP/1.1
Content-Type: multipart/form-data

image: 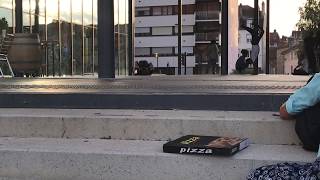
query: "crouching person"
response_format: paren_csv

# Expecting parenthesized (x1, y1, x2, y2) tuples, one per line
(247, 74, 320, 180)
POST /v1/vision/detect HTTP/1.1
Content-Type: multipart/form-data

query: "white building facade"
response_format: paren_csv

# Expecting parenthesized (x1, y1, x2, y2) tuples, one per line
(135, 0, 222, 75)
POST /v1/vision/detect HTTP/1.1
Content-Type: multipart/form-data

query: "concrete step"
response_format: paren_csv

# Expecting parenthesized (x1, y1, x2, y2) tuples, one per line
(0, 138, 316, 180)
(0, 109, 300, 145)
(0, 92, 290, 111)
(0, 75, 309, 111)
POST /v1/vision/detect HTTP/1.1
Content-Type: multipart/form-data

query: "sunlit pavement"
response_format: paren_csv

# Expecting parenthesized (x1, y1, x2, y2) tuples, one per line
(0, 74, 310, 94)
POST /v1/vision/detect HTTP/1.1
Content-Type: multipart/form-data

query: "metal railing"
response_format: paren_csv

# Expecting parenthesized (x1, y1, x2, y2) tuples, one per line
(0, 34, 15, 77)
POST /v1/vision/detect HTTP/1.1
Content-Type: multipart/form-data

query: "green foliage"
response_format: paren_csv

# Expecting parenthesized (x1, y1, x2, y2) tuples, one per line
(297, 0, 320, 36)
(0, 17, 8, 31)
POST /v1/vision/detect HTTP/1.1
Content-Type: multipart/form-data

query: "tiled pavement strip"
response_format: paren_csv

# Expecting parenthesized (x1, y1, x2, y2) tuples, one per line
(0, 75, 310, 93)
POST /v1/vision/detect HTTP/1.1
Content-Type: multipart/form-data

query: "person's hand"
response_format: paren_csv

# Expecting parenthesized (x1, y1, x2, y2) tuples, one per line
(279, 103, 292, 120)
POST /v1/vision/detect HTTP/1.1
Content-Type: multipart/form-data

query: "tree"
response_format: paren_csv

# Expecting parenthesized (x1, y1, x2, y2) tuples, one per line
(297, 0, 320, 73)
(0, 17, 8, 31)
(298, 0, 320, 36)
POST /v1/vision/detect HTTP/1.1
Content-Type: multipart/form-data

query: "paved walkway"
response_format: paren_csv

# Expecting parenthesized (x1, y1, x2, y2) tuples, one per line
(0, 75, 310, 94)
(0, 75, 310, 110)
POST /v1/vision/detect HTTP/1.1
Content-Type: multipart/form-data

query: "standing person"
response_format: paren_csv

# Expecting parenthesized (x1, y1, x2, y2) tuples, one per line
(207, 41, 219, 74)
(241, 24, 264, 75)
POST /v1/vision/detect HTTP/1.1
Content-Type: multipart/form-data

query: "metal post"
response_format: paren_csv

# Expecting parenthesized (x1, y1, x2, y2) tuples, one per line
(70, 0, 73, 75)
(45, 0, 48, 76)
(128, 0, 135, 75)
(221, 0, 228, 75)
(266, 0, 270, 74)
(15, 0, 23, 33)
(58, 0, 62, 76)
(178, 0, 182, 75)
(254, 0, 259, 74)
(98, 0, 115, 78)
(184, 52, 187, 75)
(154, 53, 159, 73)
(52, 43, 55, 77)
(81, 0, 84, 76)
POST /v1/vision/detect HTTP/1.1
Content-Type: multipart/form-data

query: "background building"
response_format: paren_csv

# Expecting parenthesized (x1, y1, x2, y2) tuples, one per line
(135, 0, 222, 75)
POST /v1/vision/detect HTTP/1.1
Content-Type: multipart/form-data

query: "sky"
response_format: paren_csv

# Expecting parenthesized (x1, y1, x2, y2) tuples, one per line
(239, 0, 307, 37)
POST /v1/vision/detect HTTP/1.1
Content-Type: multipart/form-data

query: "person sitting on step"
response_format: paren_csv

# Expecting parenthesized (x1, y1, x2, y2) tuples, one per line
(280, 73, 320, 152)
(247, 74, 320, 179)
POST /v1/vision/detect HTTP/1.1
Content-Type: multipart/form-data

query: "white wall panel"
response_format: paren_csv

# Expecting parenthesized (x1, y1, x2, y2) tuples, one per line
(135, 35, 195, 47)
(152, 27, 172, 35)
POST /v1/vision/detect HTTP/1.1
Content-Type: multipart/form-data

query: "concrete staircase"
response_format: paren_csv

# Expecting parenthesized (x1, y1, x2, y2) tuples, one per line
(0, 109, 317, 180)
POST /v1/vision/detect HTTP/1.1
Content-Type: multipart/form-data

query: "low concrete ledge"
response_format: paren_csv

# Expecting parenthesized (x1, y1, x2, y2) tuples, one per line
(0, 109, 300, 145)
(0, 93, 290, 111)
(0, 138, 316, 180)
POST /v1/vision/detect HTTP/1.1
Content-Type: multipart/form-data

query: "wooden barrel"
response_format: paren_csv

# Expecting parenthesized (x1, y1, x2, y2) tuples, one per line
(8, 33, 41, 75)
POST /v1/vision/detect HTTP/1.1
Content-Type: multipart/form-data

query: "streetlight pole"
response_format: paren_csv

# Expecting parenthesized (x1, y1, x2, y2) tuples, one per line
(154, 53, 159, 73)
(254, 0, 259, 74)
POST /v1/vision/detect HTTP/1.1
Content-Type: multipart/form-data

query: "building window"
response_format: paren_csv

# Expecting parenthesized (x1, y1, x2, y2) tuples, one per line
(136, 47, 151, 56)
(152, 47, 174, 56)
(162, 6, 173, 15)
(152, 7, 162, 16)
(183, 4, 195, 14)
(175, 25, 194, 34)
(167, 6, 173, 15)
(196, 2, 219, 20)
(149, 5, 195, 16)
(136, 7, 150, 16)
(175, 47, 194, 55)
(136, 27, 151, 36)
(115, 0, 129, 76)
